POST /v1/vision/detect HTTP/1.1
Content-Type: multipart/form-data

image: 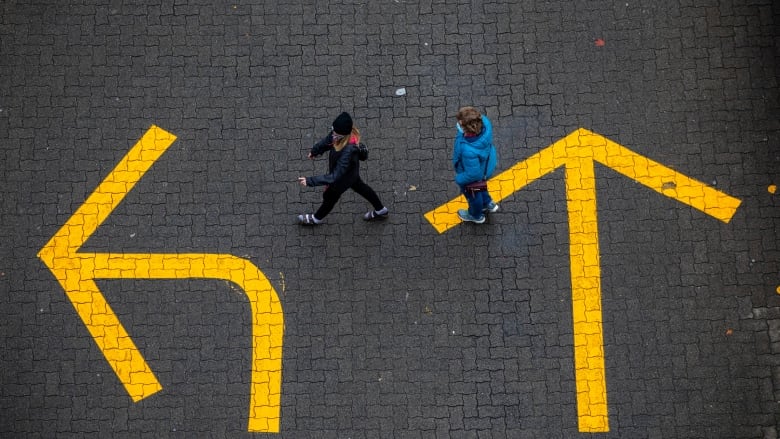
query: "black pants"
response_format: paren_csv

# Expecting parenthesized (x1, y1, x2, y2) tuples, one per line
(314, 177, 384, 220)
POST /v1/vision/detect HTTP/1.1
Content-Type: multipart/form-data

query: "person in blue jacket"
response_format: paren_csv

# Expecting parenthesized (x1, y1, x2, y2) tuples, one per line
(452, 106, 498, 224)
(296, 112, 388, 225)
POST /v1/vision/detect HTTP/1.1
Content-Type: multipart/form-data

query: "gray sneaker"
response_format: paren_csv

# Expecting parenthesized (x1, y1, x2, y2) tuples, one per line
(458, 209, 486, 224)
(483, 202, 499, 213)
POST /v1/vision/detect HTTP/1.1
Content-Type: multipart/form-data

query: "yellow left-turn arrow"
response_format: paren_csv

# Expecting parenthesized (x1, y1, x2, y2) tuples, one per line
(37, 126, 284, 433)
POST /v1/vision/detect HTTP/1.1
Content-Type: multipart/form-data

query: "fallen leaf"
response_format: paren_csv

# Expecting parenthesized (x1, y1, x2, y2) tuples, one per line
(725, 328, 733, 336)
(595, 38, 605, 47)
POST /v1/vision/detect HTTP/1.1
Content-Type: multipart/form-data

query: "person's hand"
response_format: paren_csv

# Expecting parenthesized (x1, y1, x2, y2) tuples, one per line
(298, 177, 308, 187)
(307, 152, 314, 160)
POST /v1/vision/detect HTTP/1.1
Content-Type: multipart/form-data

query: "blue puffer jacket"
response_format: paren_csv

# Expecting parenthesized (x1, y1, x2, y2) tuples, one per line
(452, 115, 497, 186)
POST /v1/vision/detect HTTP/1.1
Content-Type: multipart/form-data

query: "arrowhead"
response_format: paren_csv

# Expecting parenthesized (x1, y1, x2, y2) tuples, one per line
(38, 126, 178, 401)
(424, 128, 741, 233)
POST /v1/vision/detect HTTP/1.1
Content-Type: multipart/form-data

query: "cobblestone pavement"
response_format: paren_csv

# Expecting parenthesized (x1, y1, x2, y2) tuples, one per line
(2, 1, 779, 438)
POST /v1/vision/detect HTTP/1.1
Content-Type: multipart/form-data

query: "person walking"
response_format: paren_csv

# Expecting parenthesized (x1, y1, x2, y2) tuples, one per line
(452, 106, 499, 224)
(296, 112, 388, 225)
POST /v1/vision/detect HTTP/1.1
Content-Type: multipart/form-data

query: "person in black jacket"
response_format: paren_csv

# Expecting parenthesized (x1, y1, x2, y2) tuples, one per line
(297, 112, 388, 225)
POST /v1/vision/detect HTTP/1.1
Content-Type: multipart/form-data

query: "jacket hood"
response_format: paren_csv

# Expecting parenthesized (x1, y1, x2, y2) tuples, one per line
(462, 115, 493, 155)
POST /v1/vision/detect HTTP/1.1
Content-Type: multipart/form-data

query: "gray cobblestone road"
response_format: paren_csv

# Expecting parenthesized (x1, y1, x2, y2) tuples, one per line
(2, 0, 779, 437)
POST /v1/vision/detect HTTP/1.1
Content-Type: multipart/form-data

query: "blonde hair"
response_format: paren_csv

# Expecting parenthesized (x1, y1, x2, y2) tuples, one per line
(334, 127, 361, 151)
(456, 106, 483, 135)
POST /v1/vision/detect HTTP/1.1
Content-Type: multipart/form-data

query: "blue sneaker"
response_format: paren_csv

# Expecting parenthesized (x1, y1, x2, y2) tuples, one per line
(483, 202, 499, 213)
(458, 209, 485, 224)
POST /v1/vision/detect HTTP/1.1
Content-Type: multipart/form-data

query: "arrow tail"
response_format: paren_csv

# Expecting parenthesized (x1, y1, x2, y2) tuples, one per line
(86, 252, 284, 432)
(565, 156, 609, 432)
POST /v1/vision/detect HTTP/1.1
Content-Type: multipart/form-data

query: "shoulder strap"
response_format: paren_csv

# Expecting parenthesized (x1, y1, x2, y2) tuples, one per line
(481, 149, 491, 180)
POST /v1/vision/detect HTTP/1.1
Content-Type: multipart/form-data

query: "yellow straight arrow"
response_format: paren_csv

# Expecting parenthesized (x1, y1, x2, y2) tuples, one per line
(424, 128, 741, 432)
(38, 126, 284, 433)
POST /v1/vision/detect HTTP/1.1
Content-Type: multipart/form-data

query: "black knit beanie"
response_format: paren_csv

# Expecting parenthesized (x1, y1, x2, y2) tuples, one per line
(332, 112, 353, 135)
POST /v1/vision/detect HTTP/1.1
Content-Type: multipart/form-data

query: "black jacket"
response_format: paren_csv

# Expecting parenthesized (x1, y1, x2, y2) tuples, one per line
(305, 134, 361, 187)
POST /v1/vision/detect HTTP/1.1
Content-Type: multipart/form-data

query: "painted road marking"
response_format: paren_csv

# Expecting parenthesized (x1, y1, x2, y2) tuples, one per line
(424, 128, 742, 432)
(37, 126, 284, 433)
